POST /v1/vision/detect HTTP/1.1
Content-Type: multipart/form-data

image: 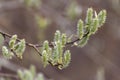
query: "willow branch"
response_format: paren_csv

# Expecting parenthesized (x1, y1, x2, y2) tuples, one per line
(0, 72, 19, 80)
(0, 24, 89, 67)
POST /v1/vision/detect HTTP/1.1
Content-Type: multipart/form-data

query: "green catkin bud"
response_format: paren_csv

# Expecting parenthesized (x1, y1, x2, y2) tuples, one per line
(56, 41, 63, 64)
(91, 18, 99, 34)
(61, 33, 67, 46)
(14, 43, 20, 51)
(86, 8, 93, 25)
(77, 19, 84, 39)
(54, 30, 61, 42)
(9, 35, 17, 49)
(63, 50, 71, 68)
(48, 47, 52, 60)
(2, 46, 14, 59)
(14, 39, 26, 59)
(20, 39, 26, 53)
(42, 40, 52, 61)
(42, 50, 48, 67)
(2, 46, 9, 56)
(43, 40, 49, 52)
(78, 35, 89, 47)
(52, 46, 59, 65)
(98, 10, 107, 27)
(5, 8, 105, 70)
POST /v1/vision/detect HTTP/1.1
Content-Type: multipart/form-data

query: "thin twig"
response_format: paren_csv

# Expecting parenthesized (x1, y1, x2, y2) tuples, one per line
(0, 23, 89, 67)
(0, 72, 19, 80)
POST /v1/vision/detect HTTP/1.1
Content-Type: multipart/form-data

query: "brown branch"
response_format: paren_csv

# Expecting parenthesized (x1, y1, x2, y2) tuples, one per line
(0, 31, 88, 67)
(0, 23, 89, 67)
(0, 72, 19, 80)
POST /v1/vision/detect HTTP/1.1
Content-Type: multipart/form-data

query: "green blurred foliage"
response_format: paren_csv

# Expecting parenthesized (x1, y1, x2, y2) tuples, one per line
(66, 1, 82, 20)
(18, 65, 44, 80)
(24, 0, 41, 8)
(0, 34, 4, 47)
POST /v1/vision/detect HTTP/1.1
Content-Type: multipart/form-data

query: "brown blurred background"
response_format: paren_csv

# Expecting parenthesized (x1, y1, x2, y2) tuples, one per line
(0, 0, 120, 80)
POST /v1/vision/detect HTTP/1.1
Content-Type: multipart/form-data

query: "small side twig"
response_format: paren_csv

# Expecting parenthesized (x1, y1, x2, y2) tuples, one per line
(0, 72, 19, 80)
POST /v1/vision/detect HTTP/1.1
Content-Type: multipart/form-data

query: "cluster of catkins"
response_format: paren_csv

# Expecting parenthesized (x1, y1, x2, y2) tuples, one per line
(2, 8, 106, 69)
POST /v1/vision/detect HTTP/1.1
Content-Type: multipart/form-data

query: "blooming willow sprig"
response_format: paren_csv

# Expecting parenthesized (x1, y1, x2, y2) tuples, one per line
(2, 35, 26, 59)
(0, 8, 106, 69)
(76, 8, 106, 47)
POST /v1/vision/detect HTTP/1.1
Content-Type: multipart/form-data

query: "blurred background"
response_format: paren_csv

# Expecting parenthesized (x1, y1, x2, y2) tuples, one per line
(0, 0, 120, 80)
